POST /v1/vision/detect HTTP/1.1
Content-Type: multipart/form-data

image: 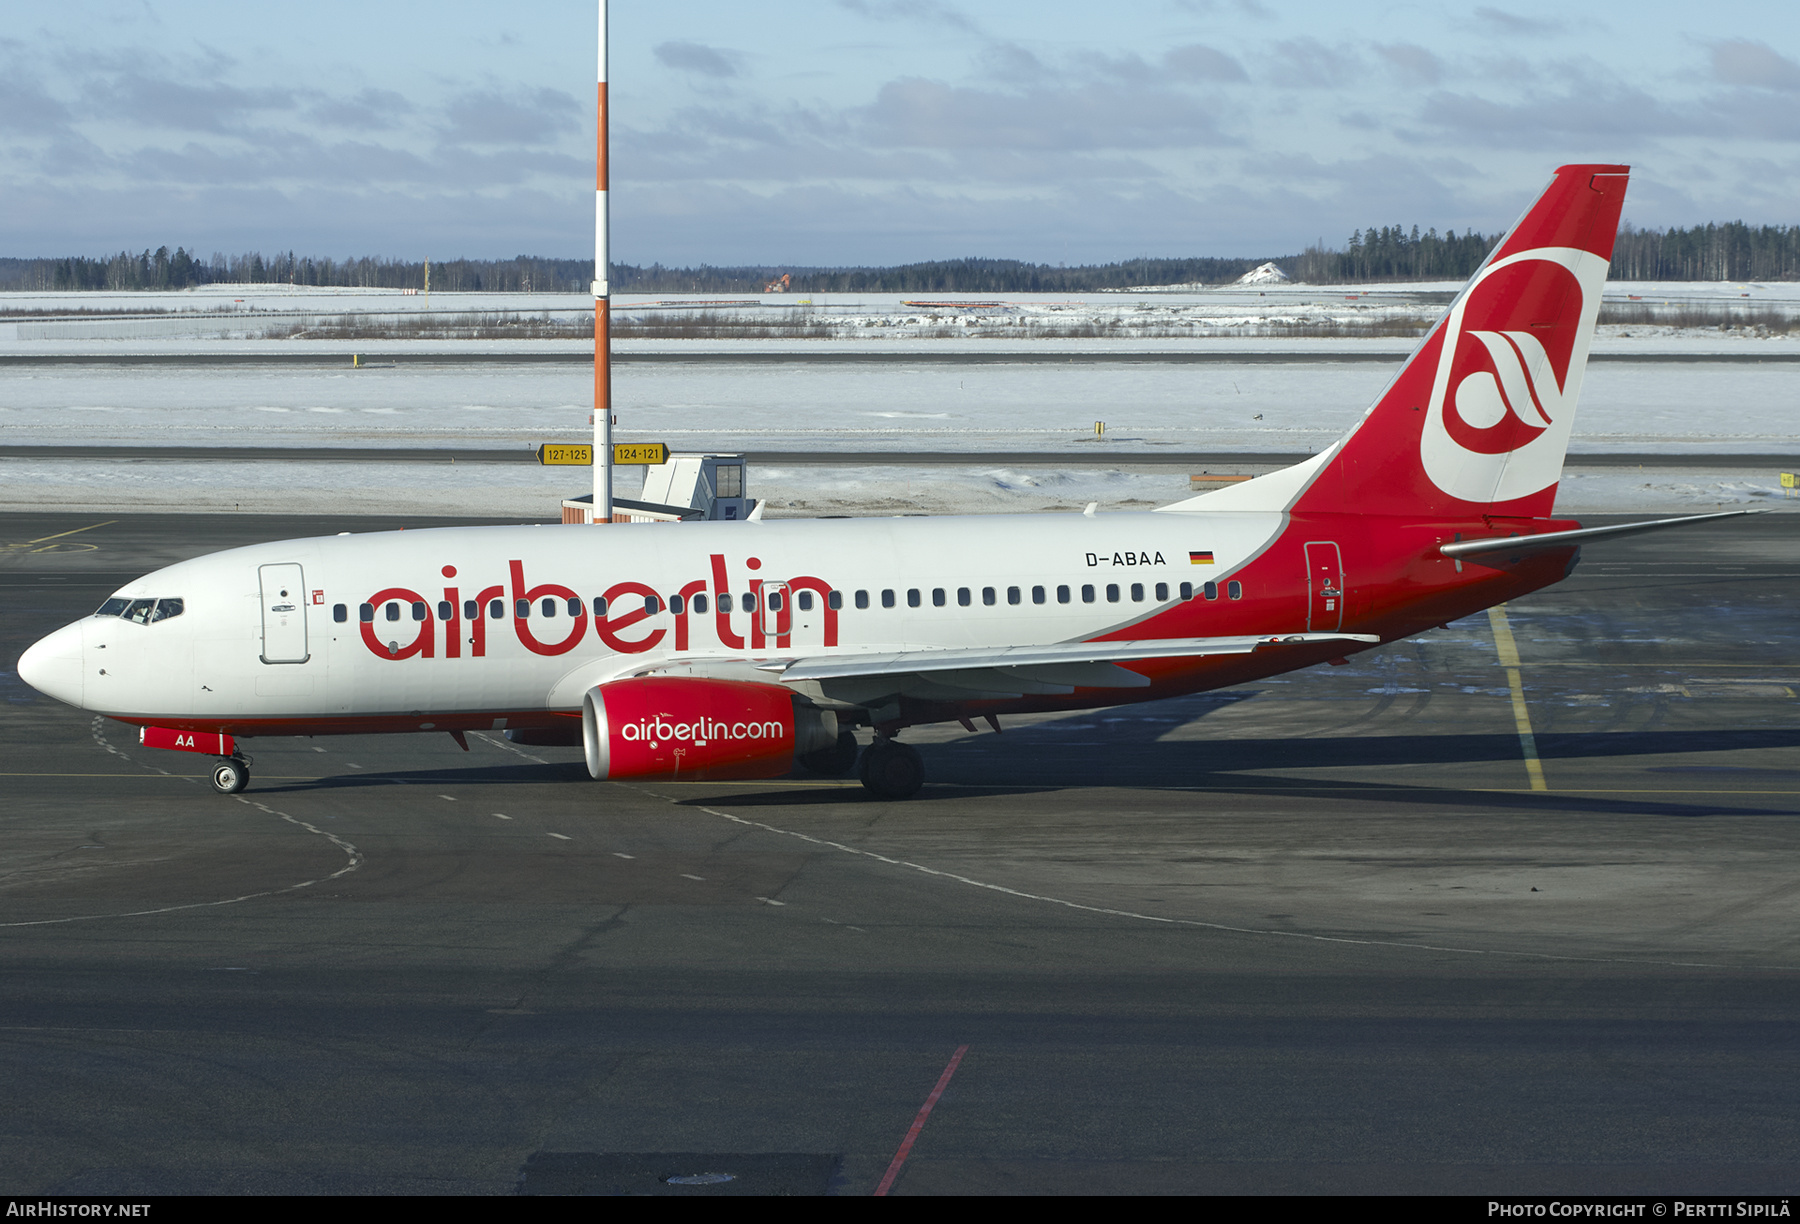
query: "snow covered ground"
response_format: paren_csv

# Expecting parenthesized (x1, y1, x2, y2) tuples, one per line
(2, 282, 1794, 345)
(1, 354, 1793, 455)
(0, 456, 1788, 519)
(0, 283, 1793, 517)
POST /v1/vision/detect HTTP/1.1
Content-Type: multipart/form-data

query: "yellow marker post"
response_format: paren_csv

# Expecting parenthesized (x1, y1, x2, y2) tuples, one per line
(1782, 472, 1796, 498)
(1489, 604, 1547, 791)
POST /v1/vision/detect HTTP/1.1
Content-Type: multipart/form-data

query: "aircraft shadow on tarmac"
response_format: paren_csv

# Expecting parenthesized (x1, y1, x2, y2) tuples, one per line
(182, 692, 1800, 820)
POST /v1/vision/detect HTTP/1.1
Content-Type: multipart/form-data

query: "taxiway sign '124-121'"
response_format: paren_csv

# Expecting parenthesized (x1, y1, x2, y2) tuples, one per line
(16, 164, 1752, 797)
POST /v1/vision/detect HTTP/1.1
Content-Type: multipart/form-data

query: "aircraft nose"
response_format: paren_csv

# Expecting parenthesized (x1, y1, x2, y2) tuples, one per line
(17, 621, 84, 708)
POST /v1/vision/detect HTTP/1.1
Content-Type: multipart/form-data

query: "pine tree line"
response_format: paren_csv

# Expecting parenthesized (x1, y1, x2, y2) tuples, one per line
(1610, 222, 1800, 282)
(0, 249, 588, 293)
(2, 220, 1794, 292)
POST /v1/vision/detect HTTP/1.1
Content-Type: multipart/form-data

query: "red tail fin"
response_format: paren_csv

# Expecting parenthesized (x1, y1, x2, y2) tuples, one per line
(1293, 164, 1629, 520)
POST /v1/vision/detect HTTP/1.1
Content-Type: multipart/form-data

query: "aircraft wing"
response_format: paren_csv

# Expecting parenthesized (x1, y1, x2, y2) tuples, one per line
(760, 632, 1381, 700)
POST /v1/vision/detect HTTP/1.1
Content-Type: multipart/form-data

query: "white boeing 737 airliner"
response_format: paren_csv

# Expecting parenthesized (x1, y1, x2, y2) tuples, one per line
(16, 164, 1751, 797)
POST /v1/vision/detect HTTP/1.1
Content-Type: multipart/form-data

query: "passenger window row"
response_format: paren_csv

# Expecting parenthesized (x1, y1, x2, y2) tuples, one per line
(329, 580, 1244, 626)
(94, 597, 184, 624)
(851, 581, 1241, 608)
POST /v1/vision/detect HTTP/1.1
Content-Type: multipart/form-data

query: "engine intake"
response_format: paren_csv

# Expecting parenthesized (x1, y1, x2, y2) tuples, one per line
(582, 676, 836, 781)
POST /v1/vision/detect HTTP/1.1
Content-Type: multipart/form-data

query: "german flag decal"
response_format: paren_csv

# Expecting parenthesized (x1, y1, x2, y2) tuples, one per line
(1189, 550, 1215, 565)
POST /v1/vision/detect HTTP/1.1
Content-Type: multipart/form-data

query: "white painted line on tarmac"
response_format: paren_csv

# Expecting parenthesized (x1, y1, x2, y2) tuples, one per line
(660, 792, 1765, 971)
(0, 720, 366, 930)
(547, 832, 572, 841)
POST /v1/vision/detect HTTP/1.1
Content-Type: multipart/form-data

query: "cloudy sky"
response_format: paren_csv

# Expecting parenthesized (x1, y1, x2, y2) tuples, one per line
(1, 0, 1795, 265)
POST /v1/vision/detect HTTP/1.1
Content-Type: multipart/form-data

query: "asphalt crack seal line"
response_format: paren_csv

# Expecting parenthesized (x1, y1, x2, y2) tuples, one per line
(629, 785, 1778, 972)
(0, 719, 364, 929)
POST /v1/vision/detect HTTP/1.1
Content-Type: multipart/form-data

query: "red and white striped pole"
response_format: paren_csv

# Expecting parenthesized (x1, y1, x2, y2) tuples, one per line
(593, 0, 612, 523)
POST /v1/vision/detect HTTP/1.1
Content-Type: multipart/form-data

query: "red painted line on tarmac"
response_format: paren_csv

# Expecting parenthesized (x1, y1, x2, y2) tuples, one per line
(874, 1044, 969, 1196)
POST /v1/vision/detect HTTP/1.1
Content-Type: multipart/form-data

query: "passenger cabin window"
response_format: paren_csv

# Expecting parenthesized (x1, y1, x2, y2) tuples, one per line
(932, 588, 946, 607)
(1007, 587, 1021, 606)
(1227, 580, 1243, 600)
(437, 601, 452, 621)
(411, 602, 427, 622)
(568, 597, 583, 617)
(1179, 582, 1193, 600)
(767, 591, 783, 611)
(591, 597, 607, 617)
(359, 604, 374, 623)
(797, 590, 813, 612)
(1130, 583, 1144, 602)
(670, 594, 684, 615)
(1057, 585, 1071, 604)
(957, 588, 971, 607)
(717, 593, 731, 613)
(645, 595, 661, 614)
(1106, 584, 1120, 603)
(827, 591, 842, 611)
(490, 600, 505, 619)
(693, 594, 709, 614)
(855, 590, 870, 610)
(386, 602, 401, 622)
(541, 598, 557, 618)
(515, 599, 530, 619)
(1032, 585, 1046, 605)
(464, 600, 478, 620)
(883, 590, 897, 609)
(1082, 585, 1096, 604)
(907, 589, 921, 608)
(334, 604, 348, 623)
(1202, 581, 1218, 601)
(1155, 583, 1168, 601)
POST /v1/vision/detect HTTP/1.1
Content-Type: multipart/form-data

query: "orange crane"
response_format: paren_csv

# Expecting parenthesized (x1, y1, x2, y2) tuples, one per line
(763, 273, 791, 293)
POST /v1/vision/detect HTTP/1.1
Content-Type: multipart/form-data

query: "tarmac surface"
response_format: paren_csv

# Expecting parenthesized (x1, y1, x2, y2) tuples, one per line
(2, 509, 1799, 1195)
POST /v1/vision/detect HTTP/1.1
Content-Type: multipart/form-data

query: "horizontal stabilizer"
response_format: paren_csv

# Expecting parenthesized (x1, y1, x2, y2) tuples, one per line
(1439, 509, 1764, 561)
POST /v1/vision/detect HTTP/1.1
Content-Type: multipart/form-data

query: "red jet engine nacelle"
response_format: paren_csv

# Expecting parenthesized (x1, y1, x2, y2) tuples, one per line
(581, 676, 836, 781)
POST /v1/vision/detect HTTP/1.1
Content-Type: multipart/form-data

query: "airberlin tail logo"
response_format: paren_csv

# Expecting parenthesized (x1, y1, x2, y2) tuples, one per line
(1419, 246, 1609, 505)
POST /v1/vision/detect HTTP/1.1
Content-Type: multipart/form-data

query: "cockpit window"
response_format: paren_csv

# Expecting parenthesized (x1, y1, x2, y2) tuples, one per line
(97, 596, 184, 623)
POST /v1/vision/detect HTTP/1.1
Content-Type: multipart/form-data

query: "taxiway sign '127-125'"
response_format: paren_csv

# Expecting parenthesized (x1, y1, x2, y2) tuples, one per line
(17, 164, 1752, 797)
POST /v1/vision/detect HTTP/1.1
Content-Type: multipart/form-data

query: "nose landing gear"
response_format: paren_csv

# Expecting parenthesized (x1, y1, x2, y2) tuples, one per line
(210, 756, 250, 794)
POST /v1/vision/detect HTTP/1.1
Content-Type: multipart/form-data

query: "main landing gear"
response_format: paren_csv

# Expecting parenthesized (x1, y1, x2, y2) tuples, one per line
(210, 756, 250, 795)
(858, 736, 924, 800)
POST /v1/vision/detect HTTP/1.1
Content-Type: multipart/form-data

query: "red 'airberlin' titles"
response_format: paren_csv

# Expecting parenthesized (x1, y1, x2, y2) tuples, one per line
(358, 554, 839, 661)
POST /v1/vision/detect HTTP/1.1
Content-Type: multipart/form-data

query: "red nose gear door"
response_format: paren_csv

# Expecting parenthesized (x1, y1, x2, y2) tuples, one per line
(1304, 542, 1344, 632)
